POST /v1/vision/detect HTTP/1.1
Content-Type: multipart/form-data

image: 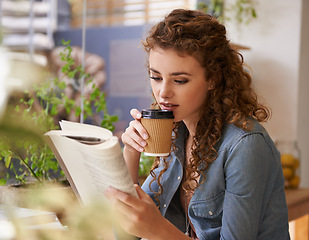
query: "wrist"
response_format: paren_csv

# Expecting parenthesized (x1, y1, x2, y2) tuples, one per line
(150, 219, 192, 240)
(123, 146, 141, 183)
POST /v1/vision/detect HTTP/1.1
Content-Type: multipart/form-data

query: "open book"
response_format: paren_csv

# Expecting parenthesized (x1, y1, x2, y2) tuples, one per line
(45, 120, 137, 206)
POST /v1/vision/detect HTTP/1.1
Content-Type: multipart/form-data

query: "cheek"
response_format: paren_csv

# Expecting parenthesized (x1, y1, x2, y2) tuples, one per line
(187, 86, 208, 105)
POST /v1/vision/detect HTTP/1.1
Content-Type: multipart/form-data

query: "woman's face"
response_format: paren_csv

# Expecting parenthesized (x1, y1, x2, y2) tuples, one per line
(149, 47, 211, 126)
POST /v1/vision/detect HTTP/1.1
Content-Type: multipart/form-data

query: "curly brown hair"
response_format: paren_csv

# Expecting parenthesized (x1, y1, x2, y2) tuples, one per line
(142, 8, 270, 194)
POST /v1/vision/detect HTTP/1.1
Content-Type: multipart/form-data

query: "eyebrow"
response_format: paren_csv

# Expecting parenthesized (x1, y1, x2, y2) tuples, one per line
(149, 68, 192, 76)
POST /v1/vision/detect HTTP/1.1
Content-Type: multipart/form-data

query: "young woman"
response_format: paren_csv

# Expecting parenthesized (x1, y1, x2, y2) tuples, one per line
(105, 8, 290, 240)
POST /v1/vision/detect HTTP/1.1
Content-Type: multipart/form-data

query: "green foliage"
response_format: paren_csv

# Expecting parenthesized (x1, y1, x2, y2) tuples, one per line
(197, 0, 257, 25)
(60, 40, 118, 131)
(0, 40, 118, 185)
(232, 0, 257, 24)
(138, 153, 154, 177)
(197, 0, 224, 19)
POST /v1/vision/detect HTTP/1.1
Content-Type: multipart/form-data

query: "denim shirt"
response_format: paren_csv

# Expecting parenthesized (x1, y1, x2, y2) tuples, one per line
(141, 120, 290, 240)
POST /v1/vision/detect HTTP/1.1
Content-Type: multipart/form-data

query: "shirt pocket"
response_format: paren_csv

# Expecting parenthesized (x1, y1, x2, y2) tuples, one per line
(190, 191, 224, 228)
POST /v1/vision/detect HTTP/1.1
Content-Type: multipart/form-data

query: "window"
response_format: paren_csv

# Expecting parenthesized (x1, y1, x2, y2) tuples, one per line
(70, 0, 196, 27)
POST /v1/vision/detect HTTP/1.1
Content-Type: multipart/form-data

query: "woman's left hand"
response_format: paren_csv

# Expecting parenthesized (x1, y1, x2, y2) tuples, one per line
(104, 184, 166, 239)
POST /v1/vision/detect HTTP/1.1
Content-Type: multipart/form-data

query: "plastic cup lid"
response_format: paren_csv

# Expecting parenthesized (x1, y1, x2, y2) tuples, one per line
(141, 109, 174, 119)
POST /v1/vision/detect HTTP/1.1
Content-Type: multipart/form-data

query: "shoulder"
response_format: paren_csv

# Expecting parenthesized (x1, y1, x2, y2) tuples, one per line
(216, 119, 281, 171)
(218, 119, 276, 154)
(222, 119, 268, 140)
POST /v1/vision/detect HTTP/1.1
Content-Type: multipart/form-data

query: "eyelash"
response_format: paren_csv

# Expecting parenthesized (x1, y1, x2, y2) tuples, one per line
(175, 80, 188, 84)
(150, 76, 161, 81)
(150, 76, 188, 84)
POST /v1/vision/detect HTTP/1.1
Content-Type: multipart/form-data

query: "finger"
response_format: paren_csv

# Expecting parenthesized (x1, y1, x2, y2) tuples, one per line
(129, 120, 148, 140)
(105, 187, 159, 238)
(104, 186, 122, 199)
(105, 186, 144, 210)
(134, 185, 154, 204)
(105, 186, 136, 203)
(109, 197, 137, 219)
(104, 187, 141, 216)
(104, 187, 136, 212)
(129, 109, 149, 140)
(130, 109, 142, 120)
(122, 125, 146, 152)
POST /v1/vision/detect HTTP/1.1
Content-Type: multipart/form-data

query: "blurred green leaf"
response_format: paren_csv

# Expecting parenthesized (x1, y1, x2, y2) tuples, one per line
(4, 155, 12, 168)
(0, 179, 6, 186)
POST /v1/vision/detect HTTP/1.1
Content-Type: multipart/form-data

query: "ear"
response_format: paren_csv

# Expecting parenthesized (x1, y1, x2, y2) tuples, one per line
(207, 73, 221, 90)
(208, 81, 215, 90)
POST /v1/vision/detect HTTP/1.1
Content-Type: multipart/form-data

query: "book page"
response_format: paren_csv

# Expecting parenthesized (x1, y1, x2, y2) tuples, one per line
(77, 137, 138, 200)
(59, 120, 113, 138)
(45, 122, 137, 206)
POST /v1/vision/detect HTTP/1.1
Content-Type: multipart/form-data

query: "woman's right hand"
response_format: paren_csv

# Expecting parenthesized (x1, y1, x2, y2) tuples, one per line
(121, 109, 149, 154)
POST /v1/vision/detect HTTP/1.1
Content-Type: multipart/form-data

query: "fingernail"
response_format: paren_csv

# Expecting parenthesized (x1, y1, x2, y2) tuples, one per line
(139, 147, 144, 152)
(137, 113, 141, 118)
(141, 141, 147, 147)
(143, 134, 148, 139)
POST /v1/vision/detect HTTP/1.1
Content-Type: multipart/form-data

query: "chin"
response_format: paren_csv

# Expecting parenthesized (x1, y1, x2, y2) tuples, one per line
(173, 117, 182, 123)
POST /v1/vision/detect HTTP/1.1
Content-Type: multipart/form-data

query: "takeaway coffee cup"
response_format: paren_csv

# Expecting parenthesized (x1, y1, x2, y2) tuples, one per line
(141, 109, 174, 157)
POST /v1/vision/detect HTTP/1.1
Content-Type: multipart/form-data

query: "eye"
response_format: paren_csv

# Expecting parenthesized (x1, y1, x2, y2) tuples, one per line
(174, 79, 188, 84)
(150, 76, 162, 81)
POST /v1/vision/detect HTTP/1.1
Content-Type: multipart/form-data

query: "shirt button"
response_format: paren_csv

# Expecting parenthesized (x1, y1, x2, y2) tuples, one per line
(163, 204, 167, 208)
(209, 211, 213, 216)
(177, 176, 181, 180)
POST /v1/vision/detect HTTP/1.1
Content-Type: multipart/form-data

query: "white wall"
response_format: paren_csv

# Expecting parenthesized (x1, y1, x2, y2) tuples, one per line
(224, 0, 309, 187)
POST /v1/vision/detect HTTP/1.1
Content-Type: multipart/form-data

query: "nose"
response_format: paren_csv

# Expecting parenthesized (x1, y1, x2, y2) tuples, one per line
(159, 80, 173, 99)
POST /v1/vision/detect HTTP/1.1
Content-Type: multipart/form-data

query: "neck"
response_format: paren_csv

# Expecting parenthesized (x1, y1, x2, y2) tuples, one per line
(183, 111, 200, 136)
(183, 122, 196, 139)
(185, 135, 193, 166)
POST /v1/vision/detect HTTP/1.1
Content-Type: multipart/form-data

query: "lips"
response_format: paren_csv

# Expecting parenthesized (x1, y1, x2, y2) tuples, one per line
(160, 102, 178, 111)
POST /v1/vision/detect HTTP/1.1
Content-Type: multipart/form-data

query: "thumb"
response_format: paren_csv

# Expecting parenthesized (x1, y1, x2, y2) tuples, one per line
(134, 184, 152, 202)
